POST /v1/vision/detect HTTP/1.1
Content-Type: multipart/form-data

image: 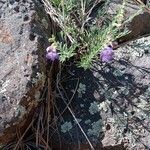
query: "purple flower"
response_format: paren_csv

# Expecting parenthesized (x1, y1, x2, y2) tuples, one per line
(46, 45, 59, 61)
(100, 46, 114, 62)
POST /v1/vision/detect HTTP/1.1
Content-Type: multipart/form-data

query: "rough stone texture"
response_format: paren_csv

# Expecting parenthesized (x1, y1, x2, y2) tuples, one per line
(107, 0, 150, 43)
(0, 0, 51, 144)
(48, 1, 150, 149)
(47, 2, 150, 149)
(52, 37, 150, 149)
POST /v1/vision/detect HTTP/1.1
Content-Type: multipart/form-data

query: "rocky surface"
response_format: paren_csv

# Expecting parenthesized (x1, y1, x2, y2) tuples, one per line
(48, 1, 150, 149)
(0, 0, 51, 144)
(52, 36, 150, 149)
(0, 0, 150, 149)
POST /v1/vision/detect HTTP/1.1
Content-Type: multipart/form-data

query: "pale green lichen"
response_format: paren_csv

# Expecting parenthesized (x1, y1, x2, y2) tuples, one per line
(98, 100, 111, 112)
(85, 119, 91, 124)
(104, 88, 115, 99)
(89, 101, 100, 115)
(31, 72, 45, 86)
(77, 83, 86, 98)
(87, 119, 103, 137)
(107, 118, 115, 124)
(113, 69, 125, 76)
(80, 104, 84, 108)
(61, 121, 73, 133)
(118, 86, 130, 95)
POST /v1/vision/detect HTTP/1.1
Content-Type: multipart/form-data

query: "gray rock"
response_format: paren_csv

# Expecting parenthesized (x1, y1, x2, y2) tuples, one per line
(99, 36, 150, 149)
(53, 36, 150, 149)
(107, 0, 150, 43)
(51, 1, 150, 149)
(0, 0, 51, 144)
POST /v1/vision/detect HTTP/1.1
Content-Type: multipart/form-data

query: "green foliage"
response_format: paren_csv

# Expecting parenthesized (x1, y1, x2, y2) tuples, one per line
(58, 42, 78, 62)
(49, 0, 130, 69)
(51, 0, 61, 7)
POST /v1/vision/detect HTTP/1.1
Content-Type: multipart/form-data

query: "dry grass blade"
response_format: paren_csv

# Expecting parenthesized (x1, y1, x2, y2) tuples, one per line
(13, 119, 34, 150)
(56, 68, 95, 150)
(42, 0, 75, 43)
(82, 0, 102, 28)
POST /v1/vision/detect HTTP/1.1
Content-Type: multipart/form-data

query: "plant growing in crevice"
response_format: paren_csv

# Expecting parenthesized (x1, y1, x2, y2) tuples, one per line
(43, 0, 138, 69)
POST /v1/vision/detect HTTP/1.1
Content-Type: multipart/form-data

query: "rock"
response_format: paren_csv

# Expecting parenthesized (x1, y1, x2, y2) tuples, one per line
(107, 0, 150, 43)
(46, 1, 150, 149)
(0, 0, 51, 144)
(52, 36, 150, 149)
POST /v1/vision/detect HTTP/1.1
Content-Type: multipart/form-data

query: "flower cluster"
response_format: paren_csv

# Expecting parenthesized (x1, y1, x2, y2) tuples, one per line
(100, 46, 114, 62)
(46, 44, 59, 61)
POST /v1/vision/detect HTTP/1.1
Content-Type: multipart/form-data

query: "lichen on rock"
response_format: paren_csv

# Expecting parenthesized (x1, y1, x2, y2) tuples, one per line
(0, 0, 52, 144)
